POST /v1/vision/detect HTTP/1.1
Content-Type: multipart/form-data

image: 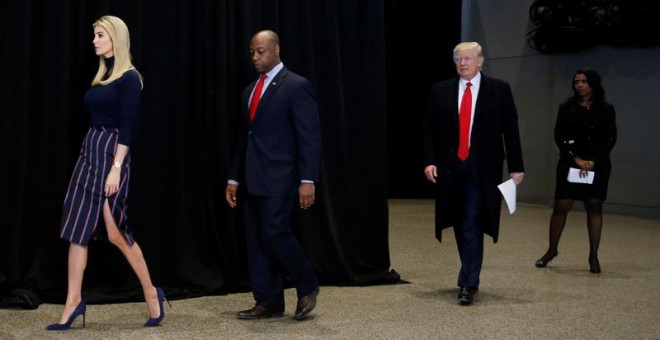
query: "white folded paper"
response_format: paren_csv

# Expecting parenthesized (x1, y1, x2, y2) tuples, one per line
(497, 178, 517, 214)
(567, 167, 594, 184)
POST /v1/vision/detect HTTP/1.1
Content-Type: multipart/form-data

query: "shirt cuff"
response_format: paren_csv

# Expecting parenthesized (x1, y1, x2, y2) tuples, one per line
(301, 180, 314, 184)
(228, 179, 239, 185)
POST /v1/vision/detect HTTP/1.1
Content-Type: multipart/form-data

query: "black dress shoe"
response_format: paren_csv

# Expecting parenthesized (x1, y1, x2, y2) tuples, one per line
(294, 289, 319, 320)
(458, 287, 476, 306)
(535, 250, 558, 268)
(237, 306, 283, 320)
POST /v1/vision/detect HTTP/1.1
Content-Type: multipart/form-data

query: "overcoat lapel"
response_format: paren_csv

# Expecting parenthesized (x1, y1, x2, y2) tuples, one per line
(473, 75, 491, 125)
(449, 78, 460, 128)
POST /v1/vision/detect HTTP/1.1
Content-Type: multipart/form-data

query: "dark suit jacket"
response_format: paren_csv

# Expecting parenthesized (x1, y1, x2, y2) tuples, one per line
(423, 73, 524, 243)
(229, 67, 321, 197)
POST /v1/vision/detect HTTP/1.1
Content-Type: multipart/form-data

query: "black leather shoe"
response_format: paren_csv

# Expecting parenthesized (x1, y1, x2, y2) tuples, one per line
(294, 289, 319, 320)
(237, 306, 283, 320)
(535, 250, 558, 268)
(458, 287, 476, 306)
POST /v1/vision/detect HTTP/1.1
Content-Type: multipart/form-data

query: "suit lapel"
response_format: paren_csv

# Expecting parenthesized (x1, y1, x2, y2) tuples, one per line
(252, 68, 286, 123)
(243, 80, 256, 125)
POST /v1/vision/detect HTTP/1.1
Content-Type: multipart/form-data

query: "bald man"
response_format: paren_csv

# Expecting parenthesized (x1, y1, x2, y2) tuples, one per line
(226, 30, 321, 320)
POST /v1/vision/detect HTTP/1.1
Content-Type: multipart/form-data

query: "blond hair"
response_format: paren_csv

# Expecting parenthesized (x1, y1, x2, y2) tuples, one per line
(453, 42, 484, 59)
(91, 16, 143, 88)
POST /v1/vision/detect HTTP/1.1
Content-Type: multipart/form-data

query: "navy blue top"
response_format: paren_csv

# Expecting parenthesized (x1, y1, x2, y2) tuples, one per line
(84, 57, 141, 145)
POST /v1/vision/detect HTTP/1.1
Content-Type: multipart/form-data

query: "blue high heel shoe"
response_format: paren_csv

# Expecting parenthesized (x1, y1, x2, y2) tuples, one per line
(46, 300, 86, 331)
(143, 287, 171, 327)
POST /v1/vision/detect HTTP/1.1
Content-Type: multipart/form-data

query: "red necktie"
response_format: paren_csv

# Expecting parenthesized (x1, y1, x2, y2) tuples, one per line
(458, 82, 472, 161)
(249, 74, 267, 122)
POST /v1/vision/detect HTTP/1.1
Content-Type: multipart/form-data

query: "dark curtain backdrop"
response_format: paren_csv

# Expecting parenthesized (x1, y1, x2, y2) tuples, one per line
(386, 1, 462, 198)
(0, 0, 460, 304)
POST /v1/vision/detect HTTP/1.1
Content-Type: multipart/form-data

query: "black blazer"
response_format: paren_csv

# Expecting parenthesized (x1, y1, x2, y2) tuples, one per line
(554, 101, 616, 169)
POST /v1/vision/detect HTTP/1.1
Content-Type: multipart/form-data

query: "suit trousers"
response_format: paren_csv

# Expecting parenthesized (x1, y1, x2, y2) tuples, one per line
(243, 193, 319, 310)
(452, 158, 484, 289)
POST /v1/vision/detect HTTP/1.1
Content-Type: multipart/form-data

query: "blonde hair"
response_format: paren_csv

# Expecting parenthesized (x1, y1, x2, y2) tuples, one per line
(91, 16, 143, 87)
(453, 42, 484, 59)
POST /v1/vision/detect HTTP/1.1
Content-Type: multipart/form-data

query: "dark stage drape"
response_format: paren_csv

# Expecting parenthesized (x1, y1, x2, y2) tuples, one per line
(385, 1, 462, 198)
(0, 0, 461, 305)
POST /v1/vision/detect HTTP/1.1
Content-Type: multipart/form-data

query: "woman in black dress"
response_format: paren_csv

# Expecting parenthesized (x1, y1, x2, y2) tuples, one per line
(47, 16, 168, 330)
(535, 68, 617, 273)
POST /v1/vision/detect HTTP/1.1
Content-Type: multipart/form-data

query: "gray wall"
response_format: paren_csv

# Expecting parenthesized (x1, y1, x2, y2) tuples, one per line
(463, 0, 660, 218)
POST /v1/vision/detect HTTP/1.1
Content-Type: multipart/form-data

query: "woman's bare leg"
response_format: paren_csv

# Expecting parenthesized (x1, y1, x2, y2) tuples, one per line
(55, 243, 88, 323)
(103, 200, 160, 318)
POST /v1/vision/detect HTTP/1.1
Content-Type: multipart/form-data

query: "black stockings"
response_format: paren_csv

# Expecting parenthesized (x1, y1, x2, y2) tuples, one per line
(584, 199, 603, 257)
(544, 198, 604, 258)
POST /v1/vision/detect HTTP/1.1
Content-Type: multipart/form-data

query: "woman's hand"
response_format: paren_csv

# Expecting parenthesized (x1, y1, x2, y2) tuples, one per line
(574, 156, 594, 171)
(107, 145, 128, 197)
(574, 156, 594, 177)
(105, 168, 121, 197)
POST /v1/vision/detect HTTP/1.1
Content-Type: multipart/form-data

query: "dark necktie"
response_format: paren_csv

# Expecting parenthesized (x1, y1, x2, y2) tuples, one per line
(249, 74, 267, 122)
(458, 82, 472, 161)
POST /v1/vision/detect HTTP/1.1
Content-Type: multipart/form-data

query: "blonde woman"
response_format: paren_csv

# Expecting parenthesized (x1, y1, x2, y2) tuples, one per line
(47, 16, 168, 330)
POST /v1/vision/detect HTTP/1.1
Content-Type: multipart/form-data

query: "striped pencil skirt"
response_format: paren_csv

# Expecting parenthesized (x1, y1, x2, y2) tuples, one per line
(59, 126, 134, 246)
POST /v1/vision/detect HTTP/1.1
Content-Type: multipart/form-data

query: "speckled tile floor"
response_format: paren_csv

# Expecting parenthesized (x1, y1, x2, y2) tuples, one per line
(1, 200, 659, 339)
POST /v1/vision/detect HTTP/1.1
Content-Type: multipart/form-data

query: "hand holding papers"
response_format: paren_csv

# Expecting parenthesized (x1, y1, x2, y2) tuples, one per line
(567, 167, 594, 184)
(497, 178, 517, 214)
